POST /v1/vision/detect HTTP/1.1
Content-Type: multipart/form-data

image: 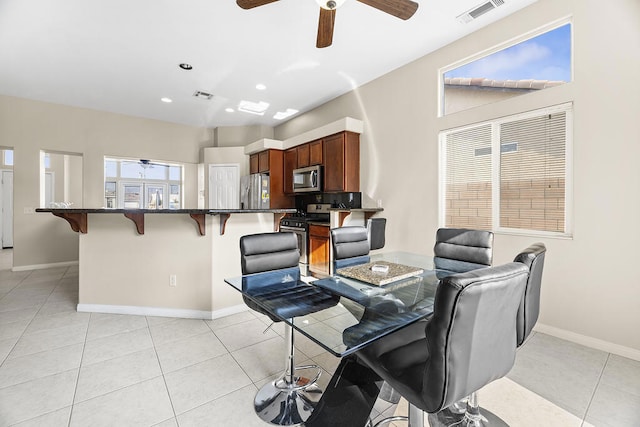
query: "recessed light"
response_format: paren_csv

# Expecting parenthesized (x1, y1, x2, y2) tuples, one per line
(161, 97, 173, 103)
(273, 108, 299, 120)
(225, 108, 235, 113)
(256, 83, 267, 91)
(179, 63, 193, 70)
(238, 100, 270, 115)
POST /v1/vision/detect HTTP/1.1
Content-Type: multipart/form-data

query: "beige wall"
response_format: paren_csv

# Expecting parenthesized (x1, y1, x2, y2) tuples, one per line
(214, 125, 274, 147)
(276, 0, 640, 355)
(0, 95, 212, 268)
(79, 213, 277, 316)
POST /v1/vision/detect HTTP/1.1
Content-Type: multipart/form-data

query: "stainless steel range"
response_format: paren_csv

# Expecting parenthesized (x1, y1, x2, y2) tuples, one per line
(279, 204, 331, 275)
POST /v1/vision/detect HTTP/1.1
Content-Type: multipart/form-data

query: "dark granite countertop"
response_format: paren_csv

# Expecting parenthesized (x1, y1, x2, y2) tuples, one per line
(327, 207, 384, 212)
(36, 208, 297, 215)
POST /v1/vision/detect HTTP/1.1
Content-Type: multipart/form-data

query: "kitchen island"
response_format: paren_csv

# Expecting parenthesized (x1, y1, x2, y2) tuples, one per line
(38, 208, 295, 320)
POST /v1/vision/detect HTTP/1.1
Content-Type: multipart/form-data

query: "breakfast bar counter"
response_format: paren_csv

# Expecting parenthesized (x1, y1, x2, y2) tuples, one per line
(37, 208, 296, 320)
(36, 208, 295, 235)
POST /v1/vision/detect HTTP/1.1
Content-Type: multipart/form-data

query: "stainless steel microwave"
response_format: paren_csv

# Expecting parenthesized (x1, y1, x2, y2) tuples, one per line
(293, 165, 322, 193)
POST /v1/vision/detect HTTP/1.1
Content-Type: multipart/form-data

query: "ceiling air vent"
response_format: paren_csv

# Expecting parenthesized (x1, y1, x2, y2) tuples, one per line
(457, 0, 506, 24)
(193, 90, 214, 100)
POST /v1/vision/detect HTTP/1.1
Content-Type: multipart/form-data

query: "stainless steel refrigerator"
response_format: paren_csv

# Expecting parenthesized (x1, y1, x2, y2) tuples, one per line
(240, 174, 270, 209)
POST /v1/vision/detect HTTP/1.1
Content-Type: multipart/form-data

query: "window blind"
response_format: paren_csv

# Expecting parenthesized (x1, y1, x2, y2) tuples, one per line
(499, 111, 567, 232)
(444, 123, 492, 230)
(441, 104, 570, 235)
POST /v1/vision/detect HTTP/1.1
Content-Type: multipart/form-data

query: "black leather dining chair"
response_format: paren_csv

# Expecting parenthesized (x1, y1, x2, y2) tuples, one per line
(433, 227, 494, 273)
(331, 226, 371, 271)
(356, 262, 529, 427)
(367, 217, 386, 251)
(240, 232, 339, 426)
(514, 242, 547, 346)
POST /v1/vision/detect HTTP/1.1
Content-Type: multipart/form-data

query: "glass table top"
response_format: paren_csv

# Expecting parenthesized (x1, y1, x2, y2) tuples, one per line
(224, 252, 480, 357)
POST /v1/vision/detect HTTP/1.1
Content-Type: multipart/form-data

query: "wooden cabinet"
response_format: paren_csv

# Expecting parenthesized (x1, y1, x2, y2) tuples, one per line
(308, 224, 330, 277)
(249, 154, 259, 174)
(309, 140, 323, 165)
(258, 151, 270, 173)
(283, 148, 297, 195)
(323, 131, 360, 192)
(250, 149, 293, 208)
(297, 144, 310, 168)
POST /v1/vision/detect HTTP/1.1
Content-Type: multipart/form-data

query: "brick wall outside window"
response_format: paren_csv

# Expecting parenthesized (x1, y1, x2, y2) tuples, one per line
(446, 177, 565, 232)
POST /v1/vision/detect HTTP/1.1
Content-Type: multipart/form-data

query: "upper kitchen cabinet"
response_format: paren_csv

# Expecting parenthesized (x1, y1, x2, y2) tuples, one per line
(250, 150, 272, 174)
(249, 153, 259, 174)
(297, 144, 310, 168)
(309, 140, 323, 165)
(258, 150, 270, 172)
(323, 131, 360, 193)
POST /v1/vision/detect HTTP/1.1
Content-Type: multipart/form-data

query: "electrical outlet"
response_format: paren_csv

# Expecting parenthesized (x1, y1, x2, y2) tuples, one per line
(169, 274, 177, 287)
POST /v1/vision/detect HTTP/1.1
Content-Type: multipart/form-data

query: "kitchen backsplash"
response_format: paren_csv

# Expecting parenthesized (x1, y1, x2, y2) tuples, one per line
(295, 192, 362, 211)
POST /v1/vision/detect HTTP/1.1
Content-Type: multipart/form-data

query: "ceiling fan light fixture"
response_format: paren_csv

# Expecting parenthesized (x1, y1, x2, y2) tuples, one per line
(316, 0, 346, 10)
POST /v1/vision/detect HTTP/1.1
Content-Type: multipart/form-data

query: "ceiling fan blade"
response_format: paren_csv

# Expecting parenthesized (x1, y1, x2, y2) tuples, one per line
(356, 0, 419, 20)
(236, 0, 279, 10)
(316, 8, 336, 48)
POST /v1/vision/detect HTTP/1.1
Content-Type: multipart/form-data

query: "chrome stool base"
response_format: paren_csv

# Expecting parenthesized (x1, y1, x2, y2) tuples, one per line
(253, 321, 323, 426)
(428, 407, 508, 427)
(254, 373, 323, 426)
(428, 393, 508, 427)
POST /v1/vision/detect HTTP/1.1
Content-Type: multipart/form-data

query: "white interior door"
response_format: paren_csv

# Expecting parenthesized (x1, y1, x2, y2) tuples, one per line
(209, 164, 239, 209)
(1, 171, 13, 248)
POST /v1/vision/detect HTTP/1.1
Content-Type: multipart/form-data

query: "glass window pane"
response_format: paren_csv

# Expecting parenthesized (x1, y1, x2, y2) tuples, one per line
(444, 124, 493, 230)
(3, 150, 13, 166)
(443, 23, 571, 115)
(440, 104, 570, 236)
(121, 161, 142, 178)
(169, 166, 181, 181)
(105, 160, 117, 177)
(169, 185, 180, 209)
(143, 164, 168, 180)
(499, 112, 566, 232)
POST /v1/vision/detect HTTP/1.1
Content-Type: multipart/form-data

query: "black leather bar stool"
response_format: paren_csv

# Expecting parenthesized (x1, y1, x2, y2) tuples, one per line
(331, 226, 371, 271)
(433, 227, 494, 273)
(514, 243, 546, 346)
(240, 232, 339, 426)
(357, 263, 529, 427)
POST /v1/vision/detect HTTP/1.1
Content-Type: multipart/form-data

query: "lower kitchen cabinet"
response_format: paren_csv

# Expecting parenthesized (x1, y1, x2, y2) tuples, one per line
(308, 224, 330, 277)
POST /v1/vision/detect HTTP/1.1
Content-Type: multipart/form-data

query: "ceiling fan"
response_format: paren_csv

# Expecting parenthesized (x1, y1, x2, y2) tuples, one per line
(236, 0, 419, 48)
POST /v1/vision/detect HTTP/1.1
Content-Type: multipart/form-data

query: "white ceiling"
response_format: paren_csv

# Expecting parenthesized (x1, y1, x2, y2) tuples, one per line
(0, 0, 537, 128)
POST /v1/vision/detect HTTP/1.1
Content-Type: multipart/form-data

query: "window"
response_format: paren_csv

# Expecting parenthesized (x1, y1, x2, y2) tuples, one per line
(104, 158, 183, 209)
(440, 103, 572, 236)
(442, 22, 572, 115)
(2, 149, 13, 166)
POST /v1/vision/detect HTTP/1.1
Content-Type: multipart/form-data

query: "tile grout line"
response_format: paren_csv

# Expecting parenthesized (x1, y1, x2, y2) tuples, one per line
(67, 304, 91, 427)
(205, 315, 279, 398)
(146, 315, 181, 426)
(0, 269, 59, 367)
(580, 351, 610, 427)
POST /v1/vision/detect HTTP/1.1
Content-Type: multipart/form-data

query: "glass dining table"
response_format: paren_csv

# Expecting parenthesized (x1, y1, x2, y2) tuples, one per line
(224, 252, 480, 426)
(225, 252, 478, 357)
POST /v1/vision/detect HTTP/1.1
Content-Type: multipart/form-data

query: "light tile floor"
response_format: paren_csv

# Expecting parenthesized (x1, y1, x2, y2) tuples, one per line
(0, 258, 638, 426)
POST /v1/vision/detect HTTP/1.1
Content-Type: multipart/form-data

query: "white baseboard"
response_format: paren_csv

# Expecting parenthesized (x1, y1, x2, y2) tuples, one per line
(211, 304, 250, 319)
(13, 260, 79, 272)
(535, 323, 640, 362)
(76, 303, 249, 321)
(77, 304, 214, 320)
